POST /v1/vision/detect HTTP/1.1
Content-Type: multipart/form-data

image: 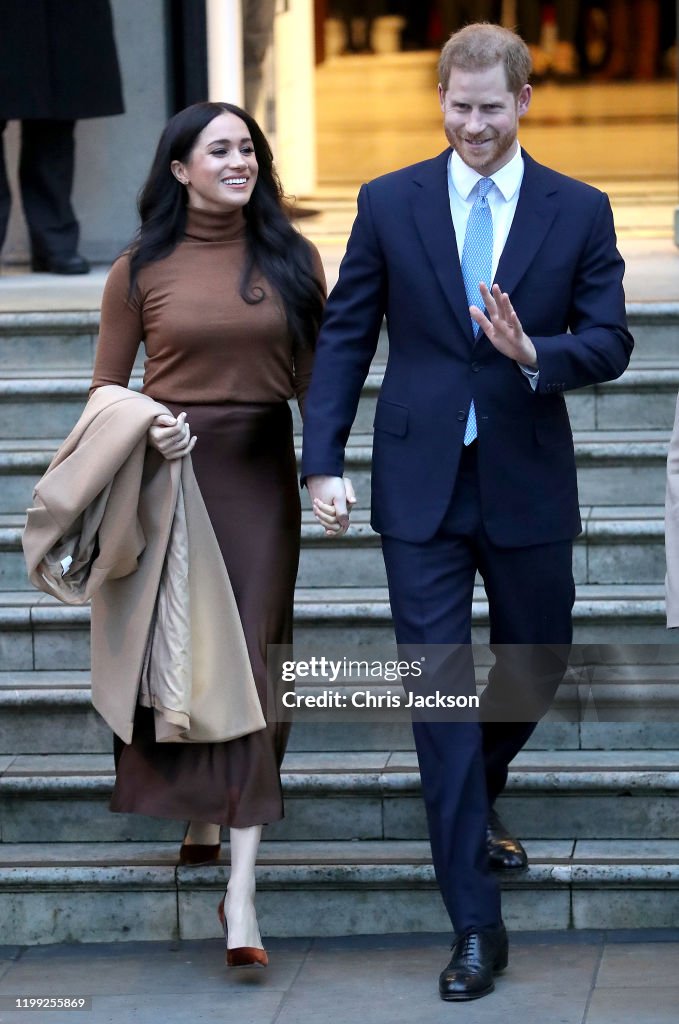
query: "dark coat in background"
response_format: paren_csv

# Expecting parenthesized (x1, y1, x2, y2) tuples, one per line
(0, 0, 125, 120)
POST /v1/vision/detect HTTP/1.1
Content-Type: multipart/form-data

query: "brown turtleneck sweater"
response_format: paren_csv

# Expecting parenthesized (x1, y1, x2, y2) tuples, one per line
(92, 206, 325, 410)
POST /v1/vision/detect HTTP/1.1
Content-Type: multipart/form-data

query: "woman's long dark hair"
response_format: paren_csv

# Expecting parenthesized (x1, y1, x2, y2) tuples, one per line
(127, 101, 324, 350)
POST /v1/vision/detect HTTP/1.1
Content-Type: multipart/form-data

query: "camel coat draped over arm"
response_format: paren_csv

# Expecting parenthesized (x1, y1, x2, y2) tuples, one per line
(22, 385, 265, 744)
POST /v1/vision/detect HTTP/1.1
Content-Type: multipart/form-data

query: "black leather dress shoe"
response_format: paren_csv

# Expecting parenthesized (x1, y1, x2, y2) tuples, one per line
(31, 253, 90, 275)
(487, 809, 528, 871)
(439, 924, 508, 1001)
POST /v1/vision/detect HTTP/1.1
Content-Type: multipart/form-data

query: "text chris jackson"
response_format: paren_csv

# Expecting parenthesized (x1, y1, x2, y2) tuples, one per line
(281, 690, 480, 709)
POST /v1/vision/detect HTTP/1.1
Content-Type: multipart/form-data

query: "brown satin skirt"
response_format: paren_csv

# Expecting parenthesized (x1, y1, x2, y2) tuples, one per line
(110, 400, 300, 826)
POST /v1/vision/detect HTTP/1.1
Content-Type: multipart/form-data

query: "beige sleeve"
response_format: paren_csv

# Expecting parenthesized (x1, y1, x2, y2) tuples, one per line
(665, 394, 679, 626)
(90, 255, 144, 393)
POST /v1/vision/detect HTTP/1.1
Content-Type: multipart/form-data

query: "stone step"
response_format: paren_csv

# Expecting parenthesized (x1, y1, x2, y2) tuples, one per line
(567, 363, 679, 432)
(0, 312, 99, 372)
(2, 749, 679, 846)
(625, 303, 679, 363)
(0, 438, 64, 515)
(290, 361, 679, 436)
(312, 431, 671, 509)
(1, 838, 678, 943)
(298, 505, 668, 587)
(0, 585, 671, 676)
(7, 669, 679, 755)
(4, 359, 679, 440)
(0, 584, 673, 667)
(0, 374, 109, 440)
(0, 303, 676, 371)
(0, 505, 667, 591)
(0, 430, 671, 514)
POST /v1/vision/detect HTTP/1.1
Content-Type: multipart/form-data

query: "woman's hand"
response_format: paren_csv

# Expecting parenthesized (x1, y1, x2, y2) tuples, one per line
(148, 411, 197, 460)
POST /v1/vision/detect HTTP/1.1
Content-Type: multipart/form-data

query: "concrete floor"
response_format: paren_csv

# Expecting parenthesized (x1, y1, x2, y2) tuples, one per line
(0, 930, 677, 1024)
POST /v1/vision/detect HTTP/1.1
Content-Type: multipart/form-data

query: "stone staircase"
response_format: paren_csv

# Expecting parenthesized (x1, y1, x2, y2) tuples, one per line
(1, 303, 679, 943)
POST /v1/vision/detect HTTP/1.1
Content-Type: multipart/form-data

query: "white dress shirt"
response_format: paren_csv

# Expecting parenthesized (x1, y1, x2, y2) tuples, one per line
(447, 142, 539, 385)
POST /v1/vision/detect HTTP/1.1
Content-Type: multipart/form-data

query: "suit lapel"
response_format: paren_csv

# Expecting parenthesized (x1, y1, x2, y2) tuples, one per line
(493, 150, 559, 297)
(411, 150, 476, 342)
(410, 149, 560, 347)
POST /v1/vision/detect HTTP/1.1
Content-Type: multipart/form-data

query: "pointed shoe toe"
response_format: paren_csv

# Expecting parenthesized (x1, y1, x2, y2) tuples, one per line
(226, 946, 269, 968)
(217, 896, 268, 968)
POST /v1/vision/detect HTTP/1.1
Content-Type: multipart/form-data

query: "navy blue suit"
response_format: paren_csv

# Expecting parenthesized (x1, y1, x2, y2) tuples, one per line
(301, 148, 633, 932)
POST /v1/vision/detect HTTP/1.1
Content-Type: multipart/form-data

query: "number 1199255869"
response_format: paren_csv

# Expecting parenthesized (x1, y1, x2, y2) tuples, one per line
(0, 996, 92, 1011)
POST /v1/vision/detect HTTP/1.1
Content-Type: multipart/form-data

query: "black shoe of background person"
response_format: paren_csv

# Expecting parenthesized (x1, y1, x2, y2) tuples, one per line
(486, 809, 528, 871)
(31, 252, 90, 275)
(439, 924, 508, 1001)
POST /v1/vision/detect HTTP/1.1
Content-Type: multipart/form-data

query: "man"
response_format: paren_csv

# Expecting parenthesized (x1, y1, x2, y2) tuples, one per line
(0, 0, 124, 273)
(302, 22, 632, 1001)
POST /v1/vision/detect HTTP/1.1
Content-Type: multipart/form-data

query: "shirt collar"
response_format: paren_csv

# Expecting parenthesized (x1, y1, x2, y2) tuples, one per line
(449, 142, 524, 202)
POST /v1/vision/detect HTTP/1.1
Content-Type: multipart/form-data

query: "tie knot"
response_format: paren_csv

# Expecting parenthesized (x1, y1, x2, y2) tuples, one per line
(477, 177, 493, 199)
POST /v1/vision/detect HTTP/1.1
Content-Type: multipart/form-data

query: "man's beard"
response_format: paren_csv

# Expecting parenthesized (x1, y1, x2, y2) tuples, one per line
(449, 128, 517, 173)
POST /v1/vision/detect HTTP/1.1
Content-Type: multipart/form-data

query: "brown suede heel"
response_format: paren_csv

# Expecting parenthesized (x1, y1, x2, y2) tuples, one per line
(217, 896, 268, 968)
(178, 841, 221, 866)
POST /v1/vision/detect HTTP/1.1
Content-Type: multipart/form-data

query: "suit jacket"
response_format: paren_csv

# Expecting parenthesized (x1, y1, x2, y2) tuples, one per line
(301, 148, 634, 546)
(23, 386, 265, 745)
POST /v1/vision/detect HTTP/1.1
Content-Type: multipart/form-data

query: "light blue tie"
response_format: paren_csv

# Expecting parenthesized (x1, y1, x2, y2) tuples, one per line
(460, 177, 494, 446)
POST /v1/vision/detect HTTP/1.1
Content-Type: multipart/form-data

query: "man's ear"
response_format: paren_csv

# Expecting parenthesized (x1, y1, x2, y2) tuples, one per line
(517, 83, 532, 118)
(438, 82, 446, 113)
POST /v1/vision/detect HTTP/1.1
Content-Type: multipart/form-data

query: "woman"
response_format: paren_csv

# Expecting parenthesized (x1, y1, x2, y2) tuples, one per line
(91, 101, 327, 966)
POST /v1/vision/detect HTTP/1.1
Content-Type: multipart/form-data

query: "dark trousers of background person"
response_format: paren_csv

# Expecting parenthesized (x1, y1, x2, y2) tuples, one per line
(330, 0, 388, 50)
(0, 119, 78, 263)
(380, 442, 574, 932)
(392, 0, 432, 49)
(517, 0, 581, 46)
(437, 1, 500, 41)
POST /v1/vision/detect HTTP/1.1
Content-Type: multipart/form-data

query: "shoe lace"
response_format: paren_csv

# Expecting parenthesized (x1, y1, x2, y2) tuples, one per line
(454, 931, 482, 964)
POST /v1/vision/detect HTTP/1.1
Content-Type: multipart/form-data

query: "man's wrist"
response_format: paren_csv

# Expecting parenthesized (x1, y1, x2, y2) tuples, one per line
(519, 333, 538, 368)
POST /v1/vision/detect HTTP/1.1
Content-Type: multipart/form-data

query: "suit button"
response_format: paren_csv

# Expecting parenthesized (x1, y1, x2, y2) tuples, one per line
(457, 411, 466, 421)
(471, 362, 481, 372)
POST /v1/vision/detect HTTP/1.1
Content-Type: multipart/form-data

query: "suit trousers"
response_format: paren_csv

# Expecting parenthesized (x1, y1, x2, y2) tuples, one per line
(380, 441, 575, 933)
(0, 119, 78, 259)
